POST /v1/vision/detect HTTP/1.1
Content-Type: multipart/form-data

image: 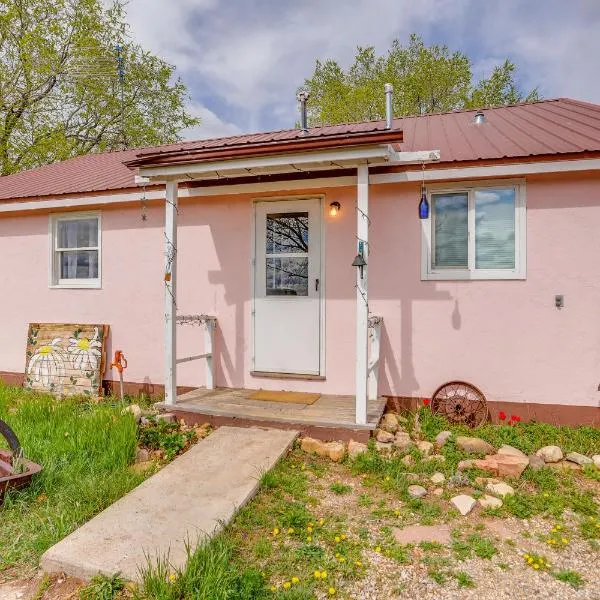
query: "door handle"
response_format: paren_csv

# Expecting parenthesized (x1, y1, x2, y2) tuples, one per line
(315, 278, 320, 292)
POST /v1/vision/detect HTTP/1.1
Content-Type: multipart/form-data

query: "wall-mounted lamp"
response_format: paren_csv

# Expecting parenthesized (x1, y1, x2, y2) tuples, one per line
(352, 253, 366, 279)
(329, 201, 341, 217)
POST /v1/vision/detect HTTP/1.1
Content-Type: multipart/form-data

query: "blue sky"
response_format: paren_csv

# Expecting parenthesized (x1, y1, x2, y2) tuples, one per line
(123, 0, 600, 140)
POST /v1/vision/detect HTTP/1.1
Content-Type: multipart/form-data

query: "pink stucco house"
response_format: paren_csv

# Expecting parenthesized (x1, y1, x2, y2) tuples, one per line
(1, 96, 600, 434)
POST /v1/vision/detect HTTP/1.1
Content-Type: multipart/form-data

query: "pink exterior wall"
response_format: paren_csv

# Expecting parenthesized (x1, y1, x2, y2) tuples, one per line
(1, 171, 600, 408)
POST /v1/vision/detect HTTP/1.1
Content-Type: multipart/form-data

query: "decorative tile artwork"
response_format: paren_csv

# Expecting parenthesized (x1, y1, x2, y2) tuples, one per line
(24, 323, 109, 396)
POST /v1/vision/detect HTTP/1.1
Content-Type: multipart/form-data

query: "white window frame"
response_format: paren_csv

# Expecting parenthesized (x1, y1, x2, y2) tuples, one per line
(49, 211, 102, 289)
(421, 178, 526, 281)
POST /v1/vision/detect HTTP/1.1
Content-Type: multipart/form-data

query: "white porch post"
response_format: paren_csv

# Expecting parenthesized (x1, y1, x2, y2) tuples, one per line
(355, 164, 369, 424)
(164, 180, 178, 405)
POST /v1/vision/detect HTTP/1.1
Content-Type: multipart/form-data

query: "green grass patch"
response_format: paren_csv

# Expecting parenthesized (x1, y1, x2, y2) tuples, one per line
(80, 573, 125, 600)
(0, 385, 147, 572)
(329, 482, 352, 495)
(552, 569, 584, 589)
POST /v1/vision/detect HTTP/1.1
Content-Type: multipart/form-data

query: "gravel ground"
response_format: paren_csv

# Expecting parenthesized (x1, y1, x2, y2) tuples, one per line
(314, 463, 600, 600)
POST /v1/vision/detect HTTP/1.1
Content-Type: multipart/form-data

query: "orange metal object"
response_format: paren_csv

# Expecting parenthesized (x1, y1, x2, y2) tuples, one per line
(110, 350, 128, 373)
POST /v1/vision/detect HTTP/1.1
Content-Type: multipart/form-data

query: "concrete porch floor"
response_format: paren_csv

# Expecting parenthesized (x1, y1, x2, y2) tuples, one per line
(156, 387, 387, 442)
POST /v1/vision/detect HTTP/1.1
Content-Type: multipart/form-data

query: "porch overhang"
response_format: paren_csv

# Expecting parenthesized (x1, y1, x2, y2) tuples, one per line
(133, 145, 440, 183)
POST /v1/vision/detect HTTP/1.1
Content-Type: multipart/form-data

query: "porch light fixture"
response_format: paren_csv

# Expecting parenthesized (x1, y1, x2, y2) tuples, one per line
(329, 201, 341, 217)
(352, 252, 367, 279)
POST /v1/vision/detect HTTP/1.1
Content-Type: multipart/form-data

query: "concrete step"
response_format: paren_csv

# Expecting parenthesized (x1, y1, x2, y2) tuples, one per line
(41, 426, 298, 582)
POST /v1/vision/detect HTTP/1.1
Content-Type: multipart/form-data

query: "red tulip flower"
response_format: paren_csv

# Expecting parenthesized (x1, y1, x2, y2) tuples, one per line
(498, 411, 507, 421)
(423, 398, 431, 406)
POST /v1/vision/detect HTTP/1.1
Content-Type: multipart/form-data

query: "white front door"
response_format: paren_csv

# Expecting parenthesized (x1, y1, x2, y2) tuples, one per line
(253, 199, 322, 375)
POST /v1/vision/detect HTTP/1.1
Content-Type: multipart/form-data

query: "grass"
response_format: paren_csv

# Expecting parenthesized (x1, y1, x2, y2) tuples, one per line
(552, 569, 584, 589)
(329, 482, 352, 495)
(0, 385, 148, 573)
(80, 573, 125, 600)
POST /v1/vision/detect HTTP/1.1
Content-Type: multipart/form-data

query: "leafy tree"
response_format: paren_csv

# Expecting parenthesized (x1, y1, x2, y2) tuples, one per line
(0, 0, 199, 175)
(302, 34, 539, 125)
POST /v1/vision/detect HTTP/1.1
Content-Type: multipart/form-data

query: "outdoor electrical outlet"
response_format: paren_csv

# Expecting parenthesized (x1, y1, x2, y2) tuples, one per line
(555, 295, 564, 308)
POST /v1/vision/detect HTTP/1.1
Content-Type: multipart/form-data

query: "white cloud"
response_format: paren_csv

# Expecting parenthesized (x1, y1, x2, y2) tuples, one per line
(181, 102, 241, 140)
(120, 0, 600, 135)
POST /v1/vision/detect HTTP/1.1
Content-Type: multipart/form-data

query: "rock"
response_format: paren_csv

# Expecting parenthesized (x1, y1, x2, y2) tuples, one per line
(375, 429, 395, 443)
(376, 441, 393, 455)
(156, 412, 176, 423)
(122, 404, 142, 422)
(380, 413, 399, 433)
(432, 487, 444, 496)
(478, 494, 503, 509)
(457, 460, 474, 471)
(348, 440, 368, 459)
(328, 442, 346, 462)
(498, 445, 527, 459)
(475, 476, 500, 486)
(393, 432, 413, 452)
(486, 481, 515, 498)
(479, 454, 529, 479)
(140, 416, 152, 426)
(301, 437, 330, 457)
(536, 445, 563, 463)
(528, 455, 545, 471)
(135, 447, 150, 463)
(549, 460, 582, 472)
(435, 431, 452, 448)
(393, 524, 451, 545)
(456, 436, 495, 455)
(425, 455, 446, 463)
(408, 485, 427, 499)
(593, 455, 600, 468)
(430, 472, 445, 485)
(451, 494, 477, 516)
(401, 455, 414, 466)
(565, 452, 593, 466)
(416, 441, 434, 456)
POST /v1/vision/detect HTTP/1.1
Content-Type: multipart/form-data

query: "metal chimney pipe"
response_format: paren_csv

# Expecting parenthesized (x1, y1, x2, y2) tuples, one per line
(384, 83, 393, 129)
(297, 90, 310, 133)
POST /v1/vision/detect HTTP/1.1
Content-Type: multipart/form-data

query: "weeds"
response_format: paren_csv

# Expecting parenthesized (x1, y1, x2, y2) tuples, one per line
(80, 573, 125, 600)
(553, 569, 584, 588)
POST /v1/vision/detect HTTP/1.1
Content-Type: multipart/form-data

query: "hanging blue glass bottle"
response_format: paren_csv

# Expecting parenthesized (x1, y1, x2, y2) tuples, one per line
(418, 188, 429, 219)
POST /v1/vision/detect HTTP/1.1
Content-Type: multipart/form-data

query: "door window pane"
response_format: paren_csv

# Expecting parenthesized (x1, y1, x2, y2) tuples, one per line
(432, 192, 468, 268)
(266, 257, 308, 296)
(57, 218, 98, 248)
(60, 250, 99, 279)
(475, 188, 515, 269)
(266, 212, 308, 254)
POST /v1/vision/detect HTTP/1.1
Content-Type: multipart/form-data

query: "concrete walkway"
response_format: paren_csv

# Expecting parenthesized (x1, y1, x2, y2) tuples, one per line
(41, 426, 298, 582)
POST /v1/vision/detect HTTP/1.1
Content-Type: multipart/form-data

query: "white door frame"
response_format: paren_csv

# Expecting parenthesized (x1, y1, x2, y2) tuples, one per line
(251, 195, 326, 377)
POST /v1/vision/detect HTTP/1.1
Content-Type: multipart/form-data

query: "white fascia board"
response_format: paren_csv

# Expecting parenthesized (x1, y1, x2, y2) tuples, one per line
(373, 157, 600, 184)
(137, 144, 394, 180)
(387, 149, 441, 163)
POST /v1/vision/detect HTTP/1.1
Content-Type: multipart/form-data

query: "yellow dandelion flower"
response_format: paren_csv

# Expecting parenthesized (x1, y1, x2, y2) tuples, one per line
(335, 552, 340, 558)
(335, 536, 341, 543)
(562, 538, 568, 544)
(283, 582, 291, 589)
(291, 576, 300, 584)
(308, 522, 314, 527)
(385, 476, 391, 481)
(523, 554, 530, 559)
(341, 534, 347, 540)
(328, 587, 336, 596)
(339, 557, 346, 562)
(272, 527, 280, 536)
(555, 525, 562, 530)
(270, 585, 277, 592)
(169, 574, 177, 582)
(527, 558, 534, 564)
(355, 560, 363, 568)
(321, 570, 328, 579)
(306, 536, 313, 542)
(319, 518, 325, 525)
(301, 464, 306, 470)
(288, 527, 295, 534)
(314, 570, 321, 579)
(375, 546, 381, 553)
(533, 564, 540, 570)
(307, 526, 314, 533)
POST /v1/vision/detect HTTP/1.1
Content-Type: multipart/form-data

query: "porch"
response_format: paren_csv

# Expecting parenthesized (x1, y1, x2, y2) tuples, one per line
(157, 387, 387, 442)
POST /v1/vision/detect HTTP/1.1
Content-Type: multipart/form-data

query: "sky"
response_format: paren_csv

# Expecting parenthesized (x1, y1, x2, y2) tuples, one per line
(122, 0, 600, 140)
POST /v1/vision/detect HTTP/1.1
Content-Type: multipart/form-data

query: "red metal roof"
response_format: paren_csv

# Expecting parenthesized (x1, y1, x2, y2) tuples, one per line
(2, 98, 600, 202)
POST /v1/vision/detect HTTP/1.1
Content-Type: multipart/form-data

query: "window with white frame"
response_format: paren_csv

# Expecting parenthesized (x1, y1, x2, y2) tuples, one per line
(50, 213, 101, 288)
(421, 181, 526, 280)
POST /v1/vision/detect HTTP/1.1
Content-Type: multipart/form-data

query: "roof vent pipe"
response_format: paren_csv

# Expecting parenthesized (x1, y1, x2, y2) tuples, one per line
(297, 90, 310, 133)
(474, 110, 486, 125)
(384, 83, 393, 129)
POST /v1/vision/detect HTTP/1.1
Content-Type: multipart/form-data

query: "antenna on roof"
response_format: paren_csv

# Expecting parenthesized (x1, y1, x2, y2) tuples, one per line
(116, 44, 126, 148)
(384, 83, 393, 129)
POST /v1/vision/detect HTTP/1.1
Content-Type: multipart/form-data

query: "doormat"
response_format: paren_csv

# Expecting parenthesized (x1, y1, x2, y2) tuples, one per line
(249, 390, 321, 405)
(24, 323, 109, 397)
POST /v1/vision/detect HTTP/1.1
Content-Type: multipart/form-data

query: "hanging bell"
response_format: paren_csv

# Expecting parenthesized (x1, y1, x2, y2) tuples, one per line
(419, 189, 429, 219)
(352, 253, 367, 279)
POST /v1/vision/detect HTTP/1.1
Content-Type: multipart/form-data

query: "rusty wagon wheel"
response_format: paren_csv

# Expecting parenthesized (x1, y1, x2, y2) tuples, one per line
(0, 419, 21, 455)
(430, 381, 489, 428)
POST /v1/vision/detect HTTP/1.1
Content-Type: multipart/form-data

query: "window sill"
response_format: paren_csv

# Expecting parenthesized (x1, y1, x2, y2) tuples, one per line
(49, 282, 102, 290)
(422, 270, 526, 281)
